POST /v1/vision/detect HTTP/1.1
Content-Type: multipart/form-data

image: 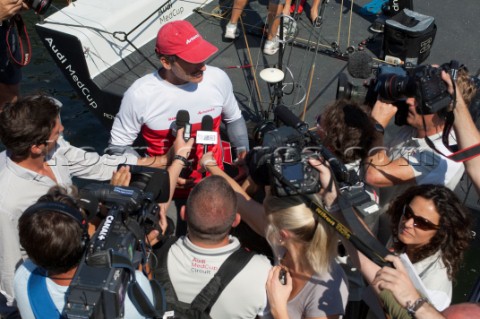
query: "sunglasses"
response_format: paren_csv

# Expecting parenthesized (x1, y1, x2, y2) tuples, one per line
(402, 204, 440, 231)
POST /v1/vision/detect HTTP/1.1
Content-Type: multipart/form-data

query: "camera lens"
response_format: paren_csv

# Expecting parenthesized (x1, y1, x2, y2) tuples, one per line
(377, 74, 416, 101)
(25, 0, 52, 15)
(336, 73, 369, 105)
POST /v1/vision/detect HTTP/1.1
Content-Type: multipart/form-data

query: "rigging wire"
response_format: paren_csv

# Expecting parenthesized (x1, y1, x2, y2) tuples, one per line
(45, 0, 357, 123)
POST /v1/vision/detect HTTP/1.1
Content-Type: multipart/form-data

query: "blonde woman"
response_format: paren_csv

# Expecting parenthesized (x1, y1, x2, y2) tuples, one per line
(200, 153, 349, 319)
(263, 195, 348, 319)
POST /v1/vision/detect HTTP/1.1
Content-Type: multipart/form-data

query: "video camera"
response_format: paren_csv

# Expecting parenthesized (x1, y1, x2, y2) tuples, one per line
(337, 63, 454, 125)
(64, 165, 170, 318)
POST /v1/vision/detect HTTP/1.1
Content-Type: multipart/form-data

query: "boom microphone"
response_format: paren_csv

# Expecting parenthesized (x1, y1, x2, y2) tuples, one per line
(274, 105, 351, 184)
(347, 51, 378, 79)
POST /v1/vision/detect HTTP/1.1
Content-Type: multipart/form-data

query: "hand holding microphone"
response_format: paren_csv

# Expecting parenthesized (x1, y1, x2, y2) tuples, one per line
(197, 115, 217, 176)
(172, 110, 192, 142)
(197, 115, 217, 154)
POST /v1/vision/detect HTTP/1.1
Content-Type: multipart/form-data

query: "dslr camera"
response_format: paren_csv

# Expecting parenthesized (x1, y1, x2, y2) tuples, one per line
(337, 63, 453, 125)
(247, 126, 321, 197)
(24, 0, 52, 14)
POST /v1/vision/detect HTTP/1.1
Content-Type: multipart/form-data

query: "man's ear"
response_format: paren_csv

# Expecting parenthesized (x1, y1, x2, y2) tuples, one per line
(232, 213, 241, 228)
(180, 205, 187, 221)
(159, 56, 173, 70)
(30, 143, 44, 156)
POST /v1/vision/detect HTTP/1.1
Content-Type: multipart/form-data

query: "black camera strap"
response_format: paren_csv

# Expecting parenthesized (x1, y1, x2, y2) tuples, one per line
(153, 236, 255, 316)
(307, 194, 392, 268)
(424, 112, 480, 162)
(6, 14, 32, 67)
(423, 63, 480, 162)
(107, 252, 166, 318)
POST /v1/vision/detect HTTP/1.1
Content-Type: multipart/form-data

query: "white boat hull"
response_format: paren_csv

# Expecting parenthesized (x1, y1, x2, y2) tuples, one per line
(36, 0, 212, 127)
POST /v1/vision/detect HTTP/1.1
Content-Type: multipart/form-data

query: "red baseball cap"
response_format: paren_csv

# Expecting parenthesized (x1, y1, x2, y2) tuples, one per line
(155, 21, 218, 64)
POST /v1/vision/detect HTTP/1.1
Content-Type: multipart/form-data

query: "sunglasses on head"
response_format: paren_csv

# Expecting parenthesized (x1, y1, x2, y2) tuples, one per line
(402, 204, 440, 231)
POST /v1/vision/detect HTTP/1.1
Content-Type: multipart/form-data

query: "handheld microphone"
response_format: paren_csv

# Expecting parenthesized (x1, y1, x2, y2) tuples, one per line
(198, 115, 215, 154)
(347, 51, 379, 79)
(172, 110, 191, 142)
(274, 105, 351, 184)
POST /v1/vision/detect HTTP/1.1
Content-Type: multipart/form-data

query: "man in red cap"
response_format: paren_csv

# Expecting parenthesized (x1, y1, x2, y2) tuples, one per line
(109, 20, 249, 235)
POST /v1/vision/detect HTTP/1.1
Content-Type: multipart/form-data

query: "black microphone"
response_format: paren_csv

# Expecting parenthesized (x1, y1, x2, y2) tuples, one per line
(347, 51, 379, 79)
(274, 105, 309, 134)
(274, 105, 351, 184)
(200, 115, 214, 154)
(172, 110, 191, 142)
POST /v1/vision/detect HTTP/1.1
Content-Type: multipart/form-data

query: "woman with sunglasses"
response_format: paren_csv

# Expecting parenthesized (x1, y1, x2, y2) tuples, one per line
(381, 184, 473, 310)
(309, 158, 473, 316)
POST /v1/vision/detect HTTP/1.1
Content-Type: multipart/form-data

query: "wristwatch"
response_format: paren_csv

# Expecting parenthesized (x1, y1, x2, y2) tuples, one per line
(406, 297, 428, 317)
(374, 122, 385, 134)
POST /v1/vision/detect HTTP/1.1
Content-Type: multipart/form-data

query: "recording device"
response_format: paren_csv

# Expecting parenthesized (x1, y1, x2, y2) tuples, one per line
(279, 269, 287, 285)
(24, 0, 52, 14)
(337, 63, 452, 125)
(250, 112, 392, 268)
(64, 176, 167, 318)
(274, 105, 357, 186)
(338, 65, 414, 106)
(116, 164, 170, 203)
(171, 110, 193, 178)
(247, 126, 320, 197)
(172, 110, 191, 142)
(247, 105, 357, 196)
(197, 115, 216, 154)
(413, 65, 452, 115)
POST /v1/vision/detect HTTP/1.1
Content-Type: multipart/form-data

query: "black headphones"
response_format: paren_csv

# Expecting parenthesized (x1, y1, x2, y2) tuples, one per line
(23, 202, 89, 250)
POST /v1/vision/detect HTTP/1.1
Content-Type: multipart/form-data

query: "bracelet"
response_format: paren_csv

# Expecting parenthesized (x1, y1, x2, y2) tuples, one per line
(406, 297, 428, 317)
(202, 159, 217, 170)
(173, 154, 189, 166)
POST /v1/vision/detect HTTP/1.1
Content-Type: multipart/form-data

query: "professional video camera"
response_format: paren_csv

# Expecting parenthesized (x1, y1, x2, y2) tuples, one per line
(337, 63, 453, 125)
(64, 166, 170, 318)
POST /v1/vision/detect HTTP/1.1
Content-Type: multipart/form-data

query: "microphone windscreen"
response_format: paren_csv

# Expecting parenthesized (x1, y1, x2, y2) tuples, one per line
(201, 115, 214, 131)
(175, 110, 190, 129)
(348, 51, 374, 79)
